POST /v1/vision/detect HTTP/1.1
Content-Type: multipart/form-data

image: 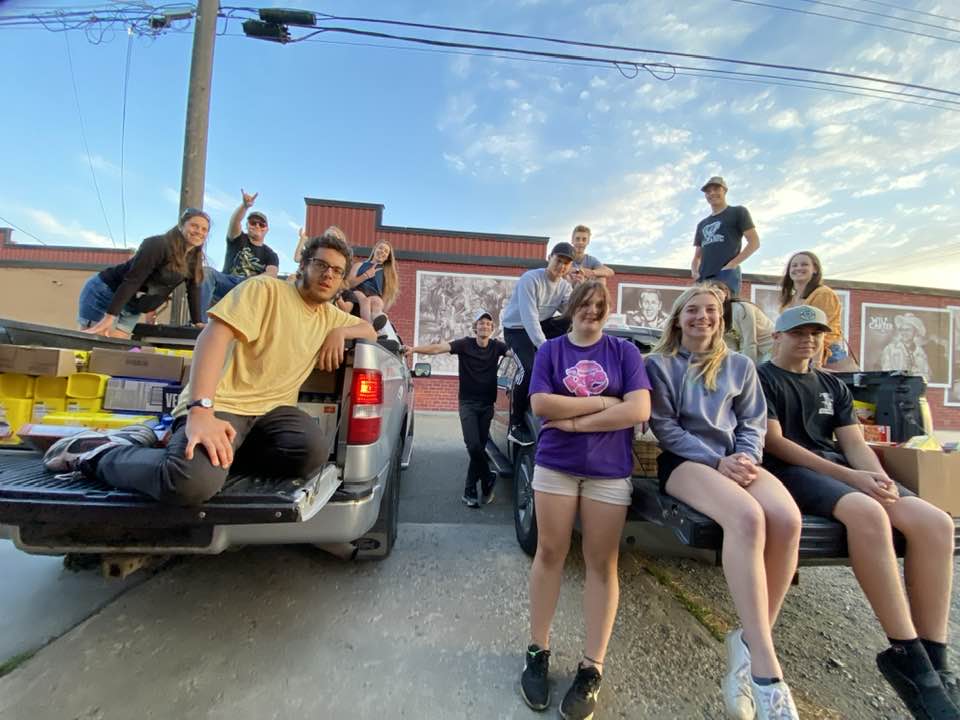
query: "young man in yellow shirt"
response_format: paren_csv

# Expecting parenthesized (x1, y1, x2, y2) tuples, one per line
(44, 229, 377, 505)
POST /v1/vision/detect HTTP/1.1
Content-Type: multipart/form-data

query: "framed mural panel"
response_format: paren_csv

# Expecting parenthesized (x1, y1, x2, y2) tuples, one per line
(860, 303, 951, 387)
(750, 284, 850, 337)
(945, 306, 960, 406)
(616, 283, 686, 330)
(413, 271, 519, 376)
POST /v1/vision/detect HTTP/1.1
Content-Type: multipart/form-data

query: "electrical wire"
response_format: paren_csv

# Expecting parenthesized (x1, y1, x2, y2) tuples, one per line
(120, 25, 134, 247)
(0, 215, 49, 246)
(725, 0, 960, 45)
(64, 31, 116, 247)
(794, 0, 960, 33)
(854, 0, 960, 26)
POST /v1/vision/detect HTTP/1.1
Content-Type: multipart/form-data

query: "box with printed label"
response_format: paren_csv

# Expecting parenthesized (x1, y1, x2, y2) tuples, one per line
(104, 378, 175, 413)
(89, 349, 183, 381)
(0, 346, 78, 376)
(877, 446, 960, 516)
(297, 402, 339, 439)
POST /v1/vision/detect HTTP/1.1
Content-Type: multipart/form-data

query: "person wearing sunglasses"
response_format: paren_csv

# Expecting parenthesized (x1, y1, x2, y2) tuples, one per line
(45, 227, 377, 506)
(200, 188, 280, 320)
(79, 208, 209, 337)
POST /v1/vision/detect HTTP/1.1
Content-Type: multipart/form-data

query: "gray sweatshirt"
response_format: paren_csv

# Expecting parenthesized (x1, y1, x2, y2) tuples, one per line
(645, 349, 766, 467)
(501, 268, 572, 347)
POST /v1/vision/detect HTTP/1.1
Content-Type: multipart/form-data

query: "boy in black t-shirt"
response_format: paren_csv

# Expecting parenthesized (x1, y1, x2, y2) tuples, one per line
(405, 310, 508, 507)
(691, 176, 759, 297)
(759, 305, 958, 719)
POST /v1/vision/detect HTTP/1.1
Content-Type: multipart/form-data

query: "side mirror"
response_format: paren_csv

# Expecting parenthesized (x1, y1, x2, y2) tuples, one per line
(413, 362, 432, 378)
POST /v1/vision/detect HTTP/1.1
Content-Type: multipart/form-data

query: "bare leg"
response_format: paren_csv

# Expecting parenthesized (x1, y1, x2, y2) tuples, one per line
(529, 490, 579, 649)
(886, 496, 955, 642)
(353, 289, 372, 322)
(369, 296, 385, 318)
(578, 497, 628, 667)
(745, 468, 802, 627)
(666, 463, 783, 678)
(833, 493, 916, 639)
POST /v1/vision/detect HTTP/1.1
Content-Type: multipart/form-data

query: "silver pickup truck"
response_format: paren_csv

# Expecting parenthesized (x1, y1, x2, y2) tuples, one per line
(0, 319, 424, 565)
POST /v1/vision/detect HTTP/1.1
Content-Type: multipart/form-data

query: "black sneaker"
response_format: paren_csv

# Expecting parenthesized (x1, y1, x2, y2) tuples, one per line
(877, 648, 960, 719)
(560, 664, 602, 720)
(508, 424, 534, 446)
(520, 644, 551, 711)
(461, 494, 479, 509)
(940, 670, 960, 709)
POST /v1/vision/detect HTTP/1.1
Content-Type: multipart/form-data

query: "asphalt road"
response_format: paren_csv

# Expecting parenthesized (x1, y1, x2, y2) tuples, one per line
(0, 412, 958, 719)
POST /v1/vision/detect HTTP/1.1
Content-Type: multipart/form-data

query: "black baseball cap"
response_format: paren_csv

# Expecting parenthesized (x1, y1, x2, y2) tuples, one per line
(550, 242, 576, 260)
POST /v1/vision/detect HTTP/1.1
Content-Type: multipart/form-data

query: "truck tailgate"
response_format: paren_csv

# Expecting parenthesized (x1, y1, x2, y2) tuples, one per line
(0, 452, 340, 529)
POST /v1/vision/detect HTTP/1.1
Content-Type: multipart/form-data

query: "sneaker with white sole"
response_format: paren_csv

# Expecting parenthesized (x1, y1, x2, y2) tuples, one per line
(751, 679, 800, 720)
(722, 628, 755, 720)
(43, 425, 157, 474)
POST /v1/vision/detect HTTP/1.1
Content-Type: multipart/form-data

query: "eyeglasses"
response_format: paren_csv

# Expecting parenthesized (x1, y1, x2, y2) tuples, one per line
(248, 219, 267, 228)
(305, 258, 346, 278)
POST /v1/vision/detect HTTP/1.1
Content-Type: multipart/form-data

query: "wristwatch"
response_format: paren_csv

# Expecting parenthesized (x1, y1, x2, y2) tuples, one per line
(186, 398, 214, 411)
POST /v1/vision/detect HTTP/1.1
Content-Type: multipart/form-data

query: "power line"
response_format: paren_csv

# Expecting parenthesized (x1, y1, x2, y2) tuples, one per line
(854, 0, 960, 26)
(725, 0, 960, 45)
(794, 0, 960, 33)
(0, 215, 49, 246)
(120, 25, 134, 247)
(299, 14, 960, 98)
(64, 31, 116, 247)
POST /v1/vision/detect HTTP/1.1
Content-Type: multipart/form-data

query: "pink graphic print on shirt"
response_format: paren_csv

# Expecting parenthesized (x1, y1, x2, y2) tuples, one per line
(562, 359, 610, 397)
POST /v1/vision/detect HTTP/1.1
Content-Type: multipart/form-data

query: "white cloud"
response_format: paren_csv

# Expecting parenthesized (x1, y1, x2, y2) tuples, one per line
(24, 208, 113, 248)
(769, 110, 803, 130)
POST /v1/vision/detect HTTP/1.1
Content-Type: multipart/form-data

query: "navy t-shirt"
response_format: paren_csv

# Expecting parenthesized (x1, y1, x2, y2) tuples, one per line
(449, 337, 508, 404)
(693, 205, 755, 278)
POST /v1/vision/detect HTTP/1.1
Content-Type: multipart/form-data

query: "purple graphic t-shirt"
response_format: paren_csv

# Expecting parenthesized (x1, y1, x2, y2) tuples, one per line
(530, 334, 651, 479)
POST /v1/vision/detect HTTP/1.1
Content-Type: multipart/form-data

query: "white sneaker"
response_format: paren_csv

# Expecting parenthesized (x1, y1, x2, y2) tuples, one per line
(722, 628, 755, 720)
(751, 679, 799, 720)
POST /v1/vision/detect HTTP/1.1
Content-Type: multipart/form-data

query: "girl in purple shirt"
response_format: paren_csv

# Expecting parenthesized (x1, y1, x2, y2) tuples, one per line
(519, 280, 651, 720)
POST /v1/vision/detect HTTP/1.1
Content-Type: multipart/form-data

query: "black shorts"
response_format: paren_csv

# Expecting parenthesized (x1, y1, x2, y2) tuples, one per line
(763, 461, 915, 518)
(656, 450, 699, 494)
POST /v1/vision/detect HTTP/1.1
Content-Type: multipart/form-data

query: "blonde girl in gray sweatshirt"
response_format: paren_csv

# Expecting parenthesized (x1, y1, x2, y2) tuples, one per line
(645, 284, 801, 720)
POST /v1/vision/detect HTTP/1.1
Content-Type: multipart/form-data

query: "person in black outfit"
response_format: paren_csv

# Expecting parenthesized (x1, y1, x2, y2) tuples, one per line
(759, 305, 959, 719)
(78, 208, 208, 337)
(405, 310, 508, 507)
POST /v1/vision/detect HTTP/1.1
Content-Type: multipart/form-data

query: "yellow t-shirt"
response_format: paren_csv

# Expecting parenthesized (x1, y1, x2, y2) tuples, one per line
(175, 275, 361, 417)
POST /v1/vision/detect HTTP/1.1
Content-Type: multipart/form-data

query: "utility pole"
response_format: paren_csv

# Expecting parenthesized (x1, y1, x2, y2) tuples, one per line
(170, 0, 219, 324)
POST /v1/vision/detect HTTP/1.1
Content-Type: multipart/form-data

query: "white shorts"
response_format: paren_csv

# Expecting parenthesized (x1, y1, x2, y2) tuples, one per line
(532, 465, 632, 507)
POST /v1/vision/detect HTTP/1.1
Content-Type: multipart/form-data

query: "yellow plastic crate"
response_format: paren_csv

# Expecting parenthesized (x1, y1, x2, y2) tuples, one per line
(66, 372, 110, 399)
(0, 373, 36, 399)
(32, 398, 67, 423)
(41, 411, 156, 430)
(0, 397, 34, 444)
(65, 398, 103, 414)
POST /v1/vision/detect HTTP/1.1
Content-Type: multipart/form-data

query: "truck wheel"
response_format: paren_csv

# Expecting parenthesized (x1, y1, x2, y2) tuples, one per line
(355, 446, 401, 560)
(512, 446, 538, 557)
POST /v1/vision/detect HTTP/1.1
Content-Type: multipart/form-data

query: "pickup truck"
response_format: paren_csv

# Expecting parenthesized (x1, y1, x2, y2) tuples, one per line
(0, 319, 424, 565)
(486, 325, 960, 563)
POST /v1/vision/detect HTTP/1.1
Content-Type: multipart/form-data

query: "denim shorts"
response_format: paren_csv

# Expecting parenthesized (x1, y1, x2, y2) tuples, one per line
(704, 266, 742, 296)
(77, 274, 141, 334)
(532, 465, 632, 506)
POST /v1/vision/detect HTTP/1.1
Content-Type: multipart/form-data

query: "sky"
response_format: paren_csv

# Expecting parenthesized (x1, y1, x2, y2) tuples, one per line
(1, 0, 959, 289)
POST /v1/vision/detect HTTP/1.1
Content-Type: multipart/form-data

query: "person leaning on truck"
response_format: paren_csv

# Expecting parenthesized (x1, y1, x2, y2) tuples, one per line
(78, 208, 209, 337)
(404, 310, 508, 508)
(758, 305, 959, 719)
(44, 229, 378, 505)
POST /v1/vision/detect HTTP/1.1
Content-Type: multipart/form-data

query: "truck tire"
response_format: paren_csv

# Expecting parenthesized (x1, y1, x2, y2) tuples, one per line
(512, 446, 538, 557)
(355, 445, 401, 560)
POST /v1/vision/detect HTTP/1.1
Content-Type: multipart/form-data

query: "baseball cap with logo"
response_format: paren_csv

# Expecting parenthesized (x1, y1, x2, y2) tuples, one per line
(475, 310, 493, 323)
(247, 210, 268, 224)
(700, 176, 728, 192)
(549, 241, 576, 260)
(775, 305, 833, 333)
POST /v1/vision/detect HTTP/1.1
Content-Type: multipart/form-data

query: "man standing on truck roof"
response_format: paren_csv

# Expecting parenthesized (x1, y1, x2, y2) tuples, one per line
(691, 176, 759, 297)
(200, 189, 281, 320)
(501, 242, 575, 446)
(44, 229, 378, 506)
(758, 305, 959, 719)
(405, 310, 508, 507)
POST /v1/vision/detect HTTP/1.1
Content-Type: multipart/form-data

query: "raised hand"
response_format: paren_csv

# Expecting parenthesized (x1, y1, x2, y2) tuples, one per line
(241, 188, 259, 208)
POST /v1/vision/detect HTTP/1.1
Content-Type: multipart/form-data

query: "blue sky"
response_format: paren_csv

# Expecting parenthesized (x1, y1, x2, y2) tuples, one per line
(1, 0, 959, 289)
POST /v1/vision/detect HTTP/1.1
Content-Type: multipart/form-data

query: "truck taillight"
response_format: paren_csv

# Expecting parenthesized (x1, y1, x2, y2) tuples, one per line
(347, 369, 383, 444)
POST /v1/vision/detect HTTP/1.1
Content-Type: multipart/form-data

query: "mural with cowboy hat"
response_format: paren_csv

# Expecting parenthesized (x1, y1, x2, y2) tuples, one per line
(861, 303, 951, 387)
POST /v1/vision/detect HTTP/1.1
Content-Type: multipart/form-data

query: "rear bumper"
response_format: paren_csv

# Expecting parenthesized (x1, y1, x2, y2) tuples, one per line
(1, 476, 386, 557)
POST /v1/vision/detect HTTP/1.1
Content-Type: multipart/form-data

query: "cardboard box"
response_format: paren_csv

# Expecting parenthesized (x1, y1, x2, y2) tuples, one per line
(877, 446, 960, 516)
(89, 349, 183, 381)
(0, 345, 78, 376)
(104, 378, 175, 413)
(298, 401, 339, 439)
